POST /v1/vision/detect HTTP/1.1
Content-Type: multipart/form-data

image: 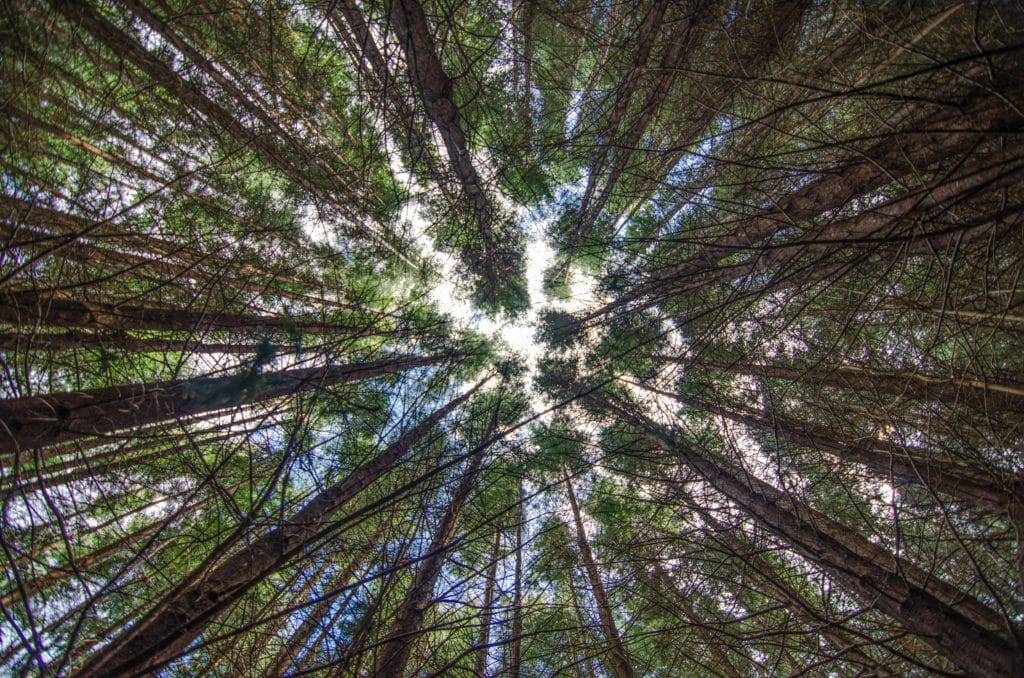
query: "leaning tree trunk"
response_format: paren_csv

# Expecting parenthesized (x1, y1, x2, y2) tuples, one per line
(702, 357, 1024, 414)
(576, 88, 1024, 324)
(627, 378, 1024, 514)
(473, 526, 503, 677)
(700, 513, 895, 676)
(0, 289, 397, 337)
(564, 470, 635, 678)
(599, 395, 1024, 678)
(264, 523, 386, 676)
(372, 451, 487, 676)
(71, 380, 483, 677)
(0, 354, 450, 453)
(509, 481, 525, 678)
(384, 0, 501, 287)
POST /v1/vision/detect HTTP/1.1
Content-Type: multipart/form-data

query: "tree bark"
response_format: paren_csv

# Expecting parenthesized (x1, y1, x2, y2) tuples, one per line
(577, 88, 1024, 324)
(473, 526, 502, 677)
(372, 452, 486, 675)
(700, 514, 895, 676)
(72, 380, 482, 677)
(564, 470, 634, 678)
(264, 527, 383, 676)
(0, 354, 449, 453)
(600, 395, 1023, 678)
(628, 379, 1024, 514)
(703, 357, 1024, 414)
(385, 0, 501, 287)
(509, 482, 525, 678)
(0, 289, 393, 337)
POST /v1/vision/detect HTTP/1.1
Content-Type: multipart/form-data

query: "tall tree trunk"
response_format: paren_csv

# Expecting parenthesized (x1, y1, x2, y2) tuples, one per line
(700, 513, 895, 675)
(52, 1, 372, 224)
(71, 380, 483, 677)
(702, 357, 1024, 414)
(576, 89, 1024, 325)
(508, 482, 525, 678)
(473, 526, 503, 676)
(0, 330, 290, 355)
(599, 395, 1023, 678)
(329, 0, 443, 180)
(265, 527, 384, 677)
(0, 289, 394, 337)
(564, 470, 634, 678)
(372, 452, 487, 675)
(384, 0, 501, 287)
(0, 354, 450, 453)
(645, 561, 742, 678)
(626, 378, 1024, 514)
(570, 0, 670, 247)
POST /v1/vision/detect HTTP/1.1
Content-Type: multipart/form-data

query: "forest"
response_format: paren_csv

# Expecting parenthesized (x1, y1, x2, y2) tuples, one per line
(1, 0, 1023, 675)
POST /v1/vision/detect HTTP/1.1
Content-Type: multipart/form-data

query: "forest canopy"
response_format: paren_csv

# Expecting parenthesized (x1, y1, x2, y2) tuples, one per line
(2, 1, 1024, 676)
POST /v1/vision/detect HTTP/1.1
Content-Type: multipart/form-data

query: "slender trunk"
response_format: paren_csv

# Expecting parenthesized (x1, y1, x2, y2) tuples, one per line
(646, 561, 742, 678)
(577, 89, 1024, 324)
(641, 0, 809, 189)
(51, 1, 366, 222)
(71, 380, 483, 677)
(0, 195, 347, 309)
(0, 330, 291, 355)
(372, 452, 487, 675)
(573, 0, 670, 240)
(703, 357, 1024, 414)
(265, 529, 384, 676)
(563, 470, 634, 678)
(562, 0, 712, 273)
(628, 379, 1024, 514)
(701, 514, 895, 676)
(509, 482, 525, 678)
(0, 289, 392, 336)
(519, 0, 534, 154)
(600, 396, 1023, 677)
(473, 527, 502, 676)
(0, 354, 449, 453)
(385, 0, 501, 287)
(329, 0, 443, 180)
(566, 574, 598, 678)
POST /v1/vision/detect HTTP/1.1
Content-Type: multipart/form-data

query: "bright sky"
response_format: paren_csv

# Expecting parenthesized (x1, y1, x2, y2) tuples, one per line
(420, 205, 599, 380)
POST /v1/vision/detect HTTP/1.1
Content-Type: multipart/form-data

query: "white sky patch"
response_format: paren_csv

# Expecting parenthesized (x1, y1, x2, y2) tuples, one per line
(297, 200, 333, 245)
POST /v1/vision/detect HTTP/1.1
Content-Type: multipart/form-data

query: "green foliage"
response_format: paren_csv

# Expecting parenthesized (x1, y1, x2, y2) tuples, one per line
(2, 2, 1022, 676)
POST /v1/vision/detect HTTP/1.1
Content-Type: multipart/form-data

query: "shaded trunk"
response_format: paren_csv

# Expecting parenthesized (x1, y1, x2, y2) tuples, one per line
(629, 379, 1024, 514)
(564, 470, 634, 678)
(577, 89, 1024, 324)
(372, 452, 486, 675)
(601, 396, 1023, 678)
(571, 0, 670, 245)
(0, 289, 393, 336)
(473, 527, 502, 677)
(509, 482, 525, 678)
(701, 514, 895, 676)
(70, 380, 482, 677)
(703, 357, 1024, 414)
(0, 330, 290, 355)
(329, 0, 443, 179)
(265, 529, 384, 677)
(646, 561, 742, 678)
(385, 0, 501, 287)
(0, 354, 448, 453)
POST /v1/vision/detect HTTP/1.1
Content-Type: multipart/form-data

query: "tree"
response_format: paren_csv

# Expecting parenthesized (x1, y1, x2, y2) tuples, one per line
(1, 2, 1023, 676)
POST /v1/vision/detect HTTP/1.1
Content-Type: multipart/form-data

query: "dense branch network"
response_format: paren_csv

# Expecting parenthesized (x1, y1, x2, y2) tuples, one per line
(1, 1, 1023, 676)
